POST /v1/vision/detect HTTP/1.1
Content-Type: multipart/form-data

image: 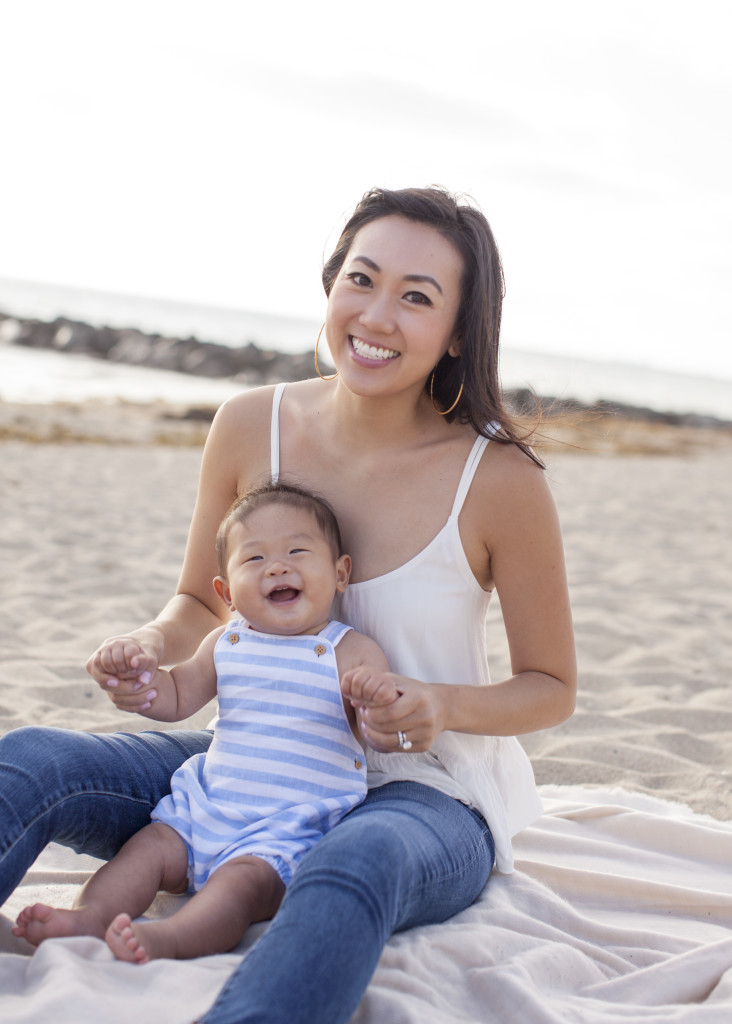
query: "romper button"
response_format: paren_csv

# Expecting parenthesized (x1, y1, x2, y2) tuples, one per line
(314, 643, 326, 656)
(354, 759, 363, 770)
(228, 633, 240, 645)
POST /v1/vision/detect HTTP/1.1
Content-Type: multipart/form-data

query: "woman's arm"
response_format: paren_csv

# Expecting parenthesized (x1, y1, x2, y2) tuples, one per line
(355, 445, 577, 752)
(450, 443, 577, 734)
(87, 387, 275, 705)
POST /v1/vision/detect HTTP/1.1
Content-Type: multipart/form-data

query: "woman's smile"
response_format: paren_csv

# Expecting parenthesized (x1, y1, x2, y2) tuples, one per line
(349, 336, 401, 364)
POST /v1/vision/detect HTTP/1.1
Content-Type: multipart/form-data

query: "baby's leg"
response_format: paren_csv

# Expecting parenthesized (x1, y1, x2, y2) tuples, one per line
(13, 822, 188, 947)
(106, 855, 285, 963)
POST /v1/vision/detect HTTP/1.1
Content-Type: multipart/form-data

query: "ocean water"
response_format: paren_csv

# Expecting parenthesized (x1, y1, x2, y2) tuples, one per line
(1, 277, 730, 420)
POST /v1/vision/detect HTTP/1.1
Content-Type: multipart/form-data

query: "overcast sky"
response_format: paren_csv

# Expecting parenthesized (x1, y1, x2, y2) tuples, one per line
(1, 0, 730, 379)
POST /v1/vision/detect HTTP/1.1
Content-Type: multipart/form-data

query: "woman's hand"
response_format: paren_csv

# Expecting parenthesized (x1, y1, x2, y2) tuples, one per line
(342, 667, 446, 753)
(85, 633, 162, 713)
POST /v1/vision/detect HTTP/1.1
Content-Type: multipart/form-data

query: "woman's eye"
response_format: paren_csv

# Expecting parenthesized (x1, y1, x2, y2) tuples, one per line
(405, 290, 432, 306)
(346, 272, 371, 288)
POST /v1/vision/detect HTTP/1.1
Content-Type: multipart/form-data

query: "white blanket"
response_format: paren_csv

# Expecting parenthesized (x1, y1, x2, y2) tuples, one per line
(2, 785, 732, 1023)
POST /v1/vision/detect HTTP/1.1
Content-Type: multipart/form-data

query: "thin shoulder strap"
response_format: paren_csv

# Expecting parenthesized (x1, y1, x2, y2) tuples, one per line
(450, 425, 498, 517)
(320, 620, 353, 648)
(270, 382, 287, 483)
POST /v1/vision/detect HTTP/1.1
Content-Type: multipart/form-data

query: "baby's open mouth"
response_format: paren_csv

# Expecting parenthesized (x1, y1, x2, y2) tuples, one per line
(267, 587, 300, 604)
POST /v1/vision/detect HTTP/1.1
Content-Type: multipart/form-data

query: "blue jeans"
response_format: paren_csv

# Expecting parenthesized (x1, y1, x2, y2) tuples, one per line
(0, 727, 495, 1024)
(0, 726, 214, 901)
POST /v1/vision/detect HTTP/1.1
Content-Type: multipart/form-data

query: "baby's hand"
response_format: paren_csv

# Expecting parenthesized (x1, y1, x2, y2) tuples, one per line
(341, 665, 400, 708)
(343, 670, 442, 754)
(86, 636, 160, 711)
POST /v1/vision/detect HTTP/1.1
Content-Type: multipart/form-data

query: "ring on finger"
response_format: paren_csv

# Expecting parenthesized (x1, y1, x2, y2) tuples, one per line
(397, 729, 413, 752)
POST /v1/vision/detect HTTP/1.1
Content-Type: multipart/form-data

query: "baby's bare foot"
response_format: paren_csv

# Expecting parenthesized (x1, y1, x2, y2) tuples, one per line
(106, 913, 150, 964)
(13, 902, 105, 947)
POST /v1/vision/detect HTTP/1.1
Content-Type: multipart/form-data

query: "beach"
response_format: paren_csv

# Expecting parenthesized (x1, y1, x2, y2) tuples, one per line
(3, 399, 732, 1022)
(2, 399, 732, 814)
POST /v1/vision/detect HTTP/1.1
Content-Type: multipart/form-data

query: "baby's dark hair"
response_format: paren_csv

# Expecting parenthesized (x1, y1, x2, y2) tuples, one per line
(216, 483, 343, 576)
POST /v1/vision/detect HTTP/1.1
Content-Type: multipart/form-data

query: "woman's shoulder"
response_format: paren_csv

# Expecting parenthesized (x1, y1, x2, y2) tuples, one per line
(213, 379, 319, 425)
(203, 381, 326, 486)
(213, 383, 277, 425)
(471, 436, 555, 522)
(205, 381, 300, 441)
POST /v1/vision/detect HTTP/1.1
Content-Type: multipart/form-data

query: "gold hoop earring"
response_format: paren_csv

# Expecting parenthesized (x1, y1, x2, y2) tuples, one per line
(314, 324, 338, 381)
(430, 371, 464, 416)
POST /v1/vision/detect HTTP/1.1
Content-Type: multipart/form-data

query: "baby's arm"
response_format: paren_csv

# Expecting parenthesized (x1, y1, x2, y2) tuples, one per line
(134, 627, 223, 722)
(337, 634, 398, 738)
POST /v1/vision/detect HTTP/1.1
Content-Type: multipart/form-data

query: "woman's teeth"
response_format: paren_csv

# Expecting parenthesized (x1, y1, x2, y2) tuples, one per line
(351, 337, 399, 360)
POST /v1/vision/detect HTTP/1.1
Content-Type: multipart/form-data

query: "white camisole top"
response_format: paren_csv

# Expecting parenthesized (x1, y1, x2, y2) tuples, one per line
(270, 382, 542, 872)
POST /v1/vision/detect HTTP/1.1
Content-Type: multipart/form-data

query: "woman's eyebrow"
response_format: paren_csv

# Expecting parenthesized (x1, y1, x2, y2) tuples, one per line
(351, 255, 443, 294)
(404, 273, 443, 295)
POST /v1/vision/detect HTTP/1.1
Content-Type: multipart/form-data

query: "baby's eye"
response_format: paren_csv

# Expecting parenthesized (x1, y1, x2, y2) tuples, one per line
(290, 548, 308, 555)
(245, 554, 263, 562)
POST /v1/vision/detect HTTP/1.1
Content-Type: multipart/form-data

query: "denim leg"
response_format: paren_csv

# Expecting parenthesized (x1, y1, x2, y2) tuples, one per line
(201, 781, 495, 1024)
(0, 725, 212, 905)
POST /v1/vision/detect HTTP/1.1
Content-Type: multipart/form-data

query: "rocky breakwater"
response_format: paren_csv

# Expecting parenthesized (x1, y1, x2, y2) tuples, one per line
(0, 310, 328, 384)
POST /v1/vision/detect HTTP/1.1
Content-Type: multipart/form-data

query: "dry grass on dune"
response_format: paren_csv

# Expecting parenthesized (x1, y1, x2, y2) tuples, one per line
(1, 398, 731, 455)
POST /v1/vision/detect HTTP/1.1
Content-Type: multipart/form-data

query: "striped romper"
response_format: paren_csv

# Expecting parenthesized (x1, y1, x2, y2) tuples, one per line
(151, 619, 367, 889)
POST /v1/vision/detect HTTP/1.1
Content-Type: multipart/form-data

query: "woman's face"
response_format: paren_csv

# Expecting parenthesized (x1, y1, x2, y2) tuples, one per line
(324, 216, 463, 400)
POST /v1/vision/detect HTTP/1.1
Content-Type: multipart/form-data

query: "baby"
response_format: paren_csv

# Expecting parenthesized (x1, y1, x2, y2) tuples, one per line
(14, 482, 397, 962)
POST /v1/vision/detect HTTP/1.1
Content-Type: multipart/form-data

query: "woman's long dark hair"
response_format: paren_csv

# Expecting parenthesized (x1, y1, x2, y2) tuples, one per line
(322, 186, 543, 466)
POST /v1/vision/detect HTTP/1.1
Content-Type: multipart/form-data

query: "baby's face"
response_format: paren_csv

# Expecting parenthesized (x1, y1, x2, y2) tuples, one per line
(220, 504, 350, 635)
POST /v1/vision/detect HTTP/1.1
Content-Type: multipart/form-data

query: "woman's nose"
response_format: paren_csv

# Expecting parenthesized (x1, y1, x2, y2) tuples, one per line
(359, 293, 396, 334)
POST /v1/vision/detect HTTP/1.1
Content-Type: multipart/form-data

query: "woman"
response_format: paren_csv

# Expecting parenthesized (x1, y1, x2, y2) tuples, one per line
(0, 186, 576, 1023)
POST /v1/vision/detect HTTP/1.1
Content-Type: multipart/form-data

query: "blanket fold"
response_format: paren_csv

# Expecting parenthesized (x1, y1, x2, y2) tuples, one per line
(2, 785, 732, 1024)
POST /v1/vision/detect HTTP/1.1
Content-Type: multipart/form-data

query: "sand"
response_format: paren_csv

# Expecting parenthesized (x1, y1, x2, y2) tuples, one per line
(4, 398, 732, 1023)
(2, 397, 732, 819)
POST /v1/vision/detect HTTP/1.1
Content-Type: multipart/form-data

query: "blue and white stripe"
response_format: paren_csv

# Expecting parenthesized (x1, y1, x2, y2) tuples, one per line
(152, 619, 366, 889)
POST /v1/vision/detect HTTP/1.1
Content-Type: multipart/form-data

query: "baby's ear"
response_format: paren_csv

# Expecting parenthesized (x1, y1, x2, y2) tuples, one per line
(213, 576, 233, 607)
(335, 554, 351, 593)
